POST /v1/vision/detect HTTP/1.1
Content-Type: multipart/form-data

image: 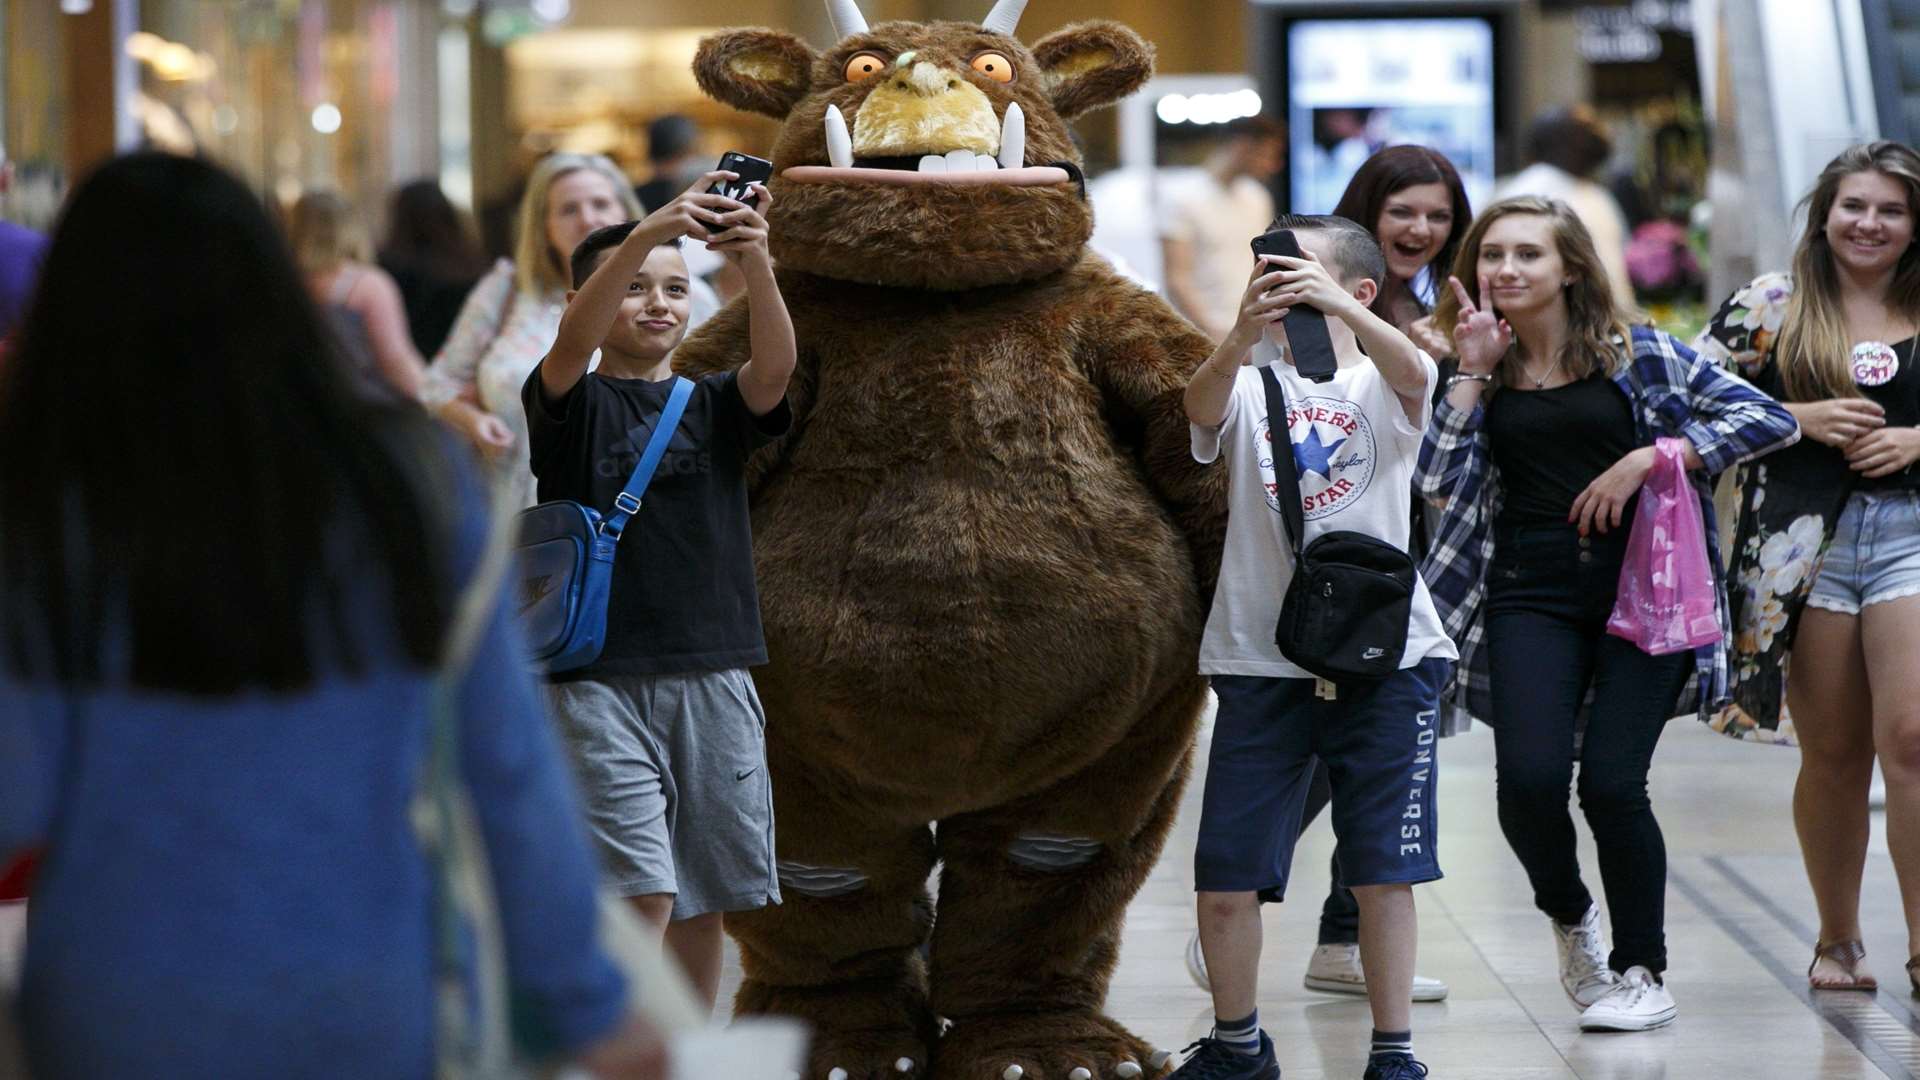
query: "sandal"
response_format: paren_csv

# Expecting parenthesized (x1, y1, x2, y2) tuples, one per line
(1809, 940, 1879, 991)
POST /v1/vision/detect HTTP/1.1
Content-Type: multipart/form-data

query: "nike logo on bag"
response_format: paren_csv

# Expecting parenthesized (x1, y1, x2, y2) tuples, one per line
(518, 574, 556, 614)
(1362, 647, 1387, 660)
(735, 767, 758, 782)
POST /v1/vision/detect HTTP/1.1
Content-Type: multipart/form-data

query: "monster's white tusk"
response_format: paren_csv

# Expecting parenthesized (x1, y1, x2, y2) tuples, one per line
(997, 102, 1025, 170)
(826, 0, 868, 39)
(825, 105, 853, 169)
(981, 0, 1027, 35)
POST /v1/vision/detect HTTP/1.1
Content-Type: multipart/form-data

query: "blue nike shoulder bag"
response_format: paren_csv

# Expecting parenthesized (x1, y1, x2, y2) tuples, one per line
(515, 376, 693, 672)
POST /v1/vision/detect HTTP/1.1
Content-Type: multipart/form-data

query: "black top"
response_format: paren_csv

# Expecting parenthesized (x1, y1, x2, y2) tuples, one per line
(635, 179, 678, 216)
(1755, 335, 1920, 491)
(1485, 374, 1639, 526)
(522, 368, 790, 681)
(379, 255, 483, 359)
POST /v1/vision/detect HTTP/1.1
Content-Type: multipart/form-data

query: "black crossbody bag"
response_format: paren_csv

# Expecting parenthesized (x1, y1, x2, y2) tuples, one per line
(1260, 364, 1417, 682)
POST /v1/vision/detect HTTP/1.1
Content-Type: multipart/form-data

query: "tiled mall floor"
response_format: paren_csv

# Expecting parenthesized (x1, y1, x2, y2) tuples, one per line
(711, 712, 1919, 1079)
(5, 710, 1917, 1077)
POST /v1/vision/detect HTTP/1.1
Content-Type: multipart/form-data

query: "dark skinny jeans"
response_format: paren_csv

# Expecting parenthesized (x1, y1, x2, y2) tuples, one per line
(1484, 522, 1692, 975)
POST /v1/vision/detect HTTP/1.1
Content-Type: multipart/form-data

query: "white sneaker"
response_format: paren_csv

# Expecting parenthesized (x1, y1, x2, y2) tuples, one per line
(1553, 906, 1617, 1007)
(1579, 965, 1676, 1031)
(1301, 942, 1451, 1002)
(1185, 929, 1210, 991)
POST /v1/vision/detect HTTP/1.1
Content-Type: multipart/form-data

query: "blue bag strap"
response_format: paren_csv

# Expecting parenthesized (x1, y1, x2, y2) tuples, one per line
(600, 376, 693, 541)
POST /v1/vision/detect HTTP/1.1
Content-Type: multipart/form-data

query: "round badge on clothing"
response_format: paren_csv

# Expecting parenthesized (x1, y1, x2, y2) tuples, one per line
(1853, 340, 1900, 387)
(1257, 394, 1378, 521)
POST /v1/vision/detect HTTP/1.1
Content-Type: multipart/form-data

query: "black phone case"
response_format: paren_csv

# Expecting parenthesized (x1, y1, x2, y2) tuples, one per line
(1251, 230, 1340, 383)
(707, 153, 774, 232)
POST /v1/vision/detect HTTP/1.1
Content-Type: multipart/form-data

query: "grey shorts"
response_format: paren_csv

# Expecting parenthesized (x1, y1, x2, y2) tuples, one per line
(548, 669, 781, 920)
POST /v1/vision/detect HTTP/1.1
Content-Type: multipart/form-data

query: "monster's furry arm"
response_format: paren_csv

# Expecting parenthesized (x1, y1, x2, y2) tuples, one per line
(1081, 280, 1229, 596)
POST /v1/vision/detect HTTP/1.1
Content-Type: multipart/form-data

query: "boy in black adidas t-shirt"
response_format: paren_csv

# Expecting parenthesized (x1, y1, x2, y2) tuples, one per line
(521, 169, 794, 1015)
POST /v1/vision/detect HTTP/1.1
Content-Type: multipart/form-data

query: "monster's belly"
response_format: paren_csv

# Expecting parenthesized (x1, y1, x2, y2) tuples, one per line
(747, 361, 1202, 794)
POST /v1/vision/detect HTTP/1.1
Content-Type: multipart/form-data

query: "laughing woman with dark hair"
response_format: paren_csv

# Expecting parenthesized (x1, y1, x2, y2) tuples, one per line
(1333, 144, 1474, 360)
(0, 153, 661, 1079)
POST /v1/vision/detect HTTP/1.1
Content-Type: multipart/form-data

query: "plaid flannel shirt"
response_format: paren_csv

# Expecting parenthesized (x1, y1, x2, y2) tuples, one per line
(1415, 325, 1800, 724)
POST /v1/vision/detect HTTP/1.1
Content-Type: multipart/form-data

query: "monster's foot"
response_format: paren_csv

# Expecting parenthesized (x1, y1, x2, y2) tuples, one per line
(738, 977, 936, 1080)
(930, 1010, 1175, 1080)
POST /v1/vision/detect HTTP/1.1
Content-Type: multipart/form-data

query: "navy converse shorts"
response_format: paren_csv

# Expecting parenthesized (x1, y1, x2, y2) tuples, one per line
(1195, 657, 1450, 901)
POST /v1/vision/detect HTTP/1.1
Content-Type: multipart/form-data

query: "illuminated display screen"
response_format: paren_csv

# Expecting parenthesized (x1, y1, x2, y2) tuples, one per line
(1286, 17, 1497, 215)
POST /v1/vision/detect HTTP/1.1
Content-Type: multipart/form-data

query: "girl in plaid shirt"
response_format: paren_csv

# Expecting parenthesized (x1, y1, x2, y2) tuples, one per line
(1415, 196, 1796, 1033)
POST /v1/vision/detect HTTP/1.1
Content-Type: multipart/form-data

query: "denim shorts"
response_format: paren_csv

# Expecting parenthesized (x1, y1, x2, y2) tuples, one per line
(1807, 490, 1920, 616)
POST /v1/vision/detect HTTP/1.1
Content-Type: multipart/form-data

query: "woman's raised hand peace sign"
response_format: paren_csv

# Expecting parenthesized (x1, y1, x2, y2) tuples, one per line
(1448, 274, 1513, 376)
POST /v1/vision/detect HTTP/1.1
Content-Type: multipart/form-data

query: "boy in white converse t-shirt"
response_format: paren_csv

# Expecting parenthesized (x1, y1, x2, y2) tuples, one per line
(1173, 214, 1457, 1080)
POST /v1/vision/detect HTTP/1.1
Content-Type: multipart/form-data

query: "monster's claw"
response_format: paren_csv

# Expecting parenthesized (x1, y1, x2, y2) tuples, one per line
(1117, 1063, 1143, 1078)
(829, 1069, 849, 1080)
(895, 1059, 914, 1074)
(1068, 1069, 1092, 1080)
(1002, 1067, 1025, 1080)
(1149, 1048, 1174, 1071)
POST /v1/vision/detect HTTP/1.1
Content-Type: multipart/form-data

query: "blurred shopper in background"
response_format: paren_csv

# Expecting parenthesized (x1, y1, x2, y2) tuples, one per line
(1698, 141, 1920, 994)
(1421, 196, 1796, 1034)
(0, 151, 664, 1080)
(1161, 115, 1285, 341)
(424, 152, 642, 507)
(1496, 108, 1635, 311)
(289, 189, 427, 401)
(379, 179, 491, 359)
(636, 114, 704, 214)
(0, 142, 47, 342)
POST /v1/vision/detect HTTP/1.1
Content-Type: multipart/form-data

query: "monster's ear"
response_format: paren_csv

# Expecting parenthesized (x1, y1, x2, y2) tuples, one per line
(695, 29, 818, 120)
(1031, 21, 1155, 120)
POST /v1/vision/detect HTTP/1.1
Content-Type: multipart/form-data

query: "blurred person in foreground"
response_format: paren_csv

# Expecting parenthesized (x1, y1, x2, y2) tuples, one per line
(379, 178, 491, 359)
(1161, 115, 1286, 342)
(1496, 107, 1636, 311)
(0, 152, 664, 1080)
(289, 189, 428, 400)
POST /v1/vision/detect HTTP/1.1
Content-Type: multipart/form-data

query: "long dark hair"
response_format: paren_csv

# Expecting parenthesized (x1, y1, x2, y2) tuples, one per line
(380, 178, 488, 280)
(0, 152, 455, 693)
(1332, 145, 1472, 315)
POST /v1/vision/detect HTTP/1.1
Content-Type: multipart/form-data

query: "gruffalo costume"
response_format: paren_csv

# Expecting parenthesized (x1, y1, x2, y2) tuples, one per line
(676, 2, 1222, 1076)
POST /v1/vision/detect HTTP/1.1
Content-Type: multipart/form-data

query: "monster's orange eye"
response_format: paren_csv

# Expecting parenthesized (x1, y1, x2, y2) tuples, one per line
(844, 52, 888, 82)
(970, 51, 1015, 83)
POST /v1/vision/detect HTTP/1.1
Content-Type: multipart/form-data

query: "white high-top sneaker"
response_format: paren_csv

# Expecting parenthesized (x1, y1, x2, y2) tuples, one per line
(1553, 906, 1617, 1007)
(1578, 965, 1677, 1031)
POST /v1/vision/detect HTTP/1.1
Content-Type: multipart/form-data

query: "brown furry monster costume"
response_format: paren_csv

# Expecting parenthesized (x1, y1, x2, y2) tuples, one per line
(674, 2, 1223, 1077)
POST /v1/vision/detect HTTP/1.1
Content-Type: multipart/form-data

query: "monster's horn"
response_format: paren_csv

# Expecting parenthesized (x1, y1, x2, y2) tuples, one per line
(826, 0, 869, 39)
(981, 0, 1027, 35)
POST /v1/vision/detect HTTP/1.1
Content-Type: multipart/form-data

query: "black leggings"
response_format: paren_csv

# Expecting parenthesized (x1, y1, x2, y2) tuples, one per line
(1485, 523, 1691, 975)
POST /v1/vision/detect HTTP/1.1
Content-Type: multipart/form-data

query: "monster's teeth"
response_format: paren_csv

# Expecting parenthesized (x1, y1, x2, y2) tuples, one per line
(825, 105, 853, 169)
(998, 102, 1025, 169)
(945, 148, 976, 171)
(918, 155, 949, 173)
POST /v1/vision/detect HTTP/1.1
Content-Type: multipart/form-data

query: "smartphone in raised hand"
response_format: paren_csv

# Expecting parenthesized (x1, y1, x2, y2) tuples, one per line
(1250, 229, 1339, 383)
(705, 152, 773, 234)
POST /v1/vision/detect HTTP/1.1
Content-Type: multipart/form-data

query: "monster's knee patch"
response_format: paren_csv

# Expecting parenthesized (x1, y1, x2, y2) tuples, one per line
(777, 860, 871, 898)
(1005, 833, 1103, 872)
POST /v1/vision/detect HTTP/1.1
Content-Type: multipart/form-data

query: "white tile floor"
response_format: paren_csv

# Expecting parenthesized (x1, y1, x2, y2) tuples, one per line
(4, 711, 1914, 1078)
(707, 713, 1915, 1079)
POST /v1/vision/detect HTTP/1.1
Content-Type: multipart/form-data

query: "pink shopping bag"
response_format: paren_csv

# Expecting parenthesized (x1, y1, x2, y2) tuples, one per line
(1607, 437, 1722, 655)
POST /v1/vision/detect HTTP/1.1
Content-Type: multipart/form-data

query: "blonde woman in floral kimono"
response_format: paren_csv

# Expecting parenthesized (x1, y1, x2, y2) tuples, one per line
(1697, 141, 1920, 993)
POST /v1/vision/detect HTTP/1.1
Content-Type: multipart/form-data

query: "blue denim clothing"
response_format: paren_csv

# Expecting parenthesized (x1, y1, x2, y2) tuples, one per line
(1808, 490, 1920, 615)
(1415, 326, 1799, 725)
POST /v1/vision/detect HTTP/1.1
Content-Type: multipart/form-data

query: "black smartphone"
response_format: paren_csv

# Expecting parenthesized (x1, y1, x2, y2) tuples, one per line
(705, 152, 773, 234)
(1250, 229, 1339, 383)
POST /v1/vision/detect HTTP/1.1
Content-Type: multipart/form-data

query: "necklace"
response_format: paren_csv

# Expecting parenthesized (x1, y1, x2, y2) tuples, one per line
(1520, 354, 1562, 388)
